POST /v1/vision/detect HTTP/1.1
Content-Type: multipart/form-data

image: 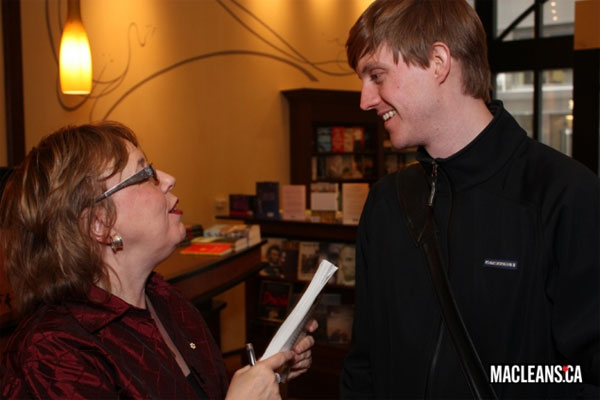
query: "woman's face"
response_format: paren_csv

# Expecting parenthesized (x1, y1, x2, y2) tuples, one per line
(105, 143, 186, 267)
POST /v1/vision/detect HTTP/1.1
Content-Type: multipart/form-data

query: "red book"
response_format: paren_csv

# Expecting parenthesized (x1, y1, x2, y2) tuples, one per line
(330, 126, 345, 152)
(180, 243, 233, 256)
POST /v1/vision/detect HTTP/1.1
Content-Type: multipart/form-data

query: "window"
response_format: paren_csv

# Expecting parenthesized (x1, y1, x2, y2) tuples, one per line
(541, 69, 573, 155)
(495, 71, 534, 137)
(481, 0, 578, 157)
(495, 0, 575, 41)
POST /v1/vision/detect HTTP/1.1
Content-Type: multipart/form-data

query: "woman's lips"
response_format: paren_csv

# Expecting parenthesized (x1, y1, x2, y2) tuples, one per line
(169, 199, 183, 215)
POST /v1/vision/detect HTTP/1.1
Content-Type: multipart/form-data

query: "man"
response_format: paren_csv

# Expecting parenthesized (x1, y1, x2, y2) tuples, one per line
(341, 0, 599, 398)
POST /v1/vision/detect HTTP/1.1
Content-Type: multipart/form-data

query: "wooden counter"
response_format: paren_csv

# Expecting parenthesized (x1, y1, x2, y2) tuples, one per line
(155, 241, 265, 305)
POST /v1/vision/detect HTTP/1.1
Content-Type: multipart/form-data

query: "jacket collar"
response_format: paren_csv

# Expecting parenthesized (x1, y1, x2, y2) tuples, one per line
(66, 272, 167, 333)
(417, 100, 528, 190)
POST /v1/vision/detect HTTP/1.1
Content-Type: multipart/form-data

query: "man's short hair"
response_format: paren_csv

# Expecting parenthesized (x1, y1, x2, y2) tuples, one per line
(347, 0, 491, 103)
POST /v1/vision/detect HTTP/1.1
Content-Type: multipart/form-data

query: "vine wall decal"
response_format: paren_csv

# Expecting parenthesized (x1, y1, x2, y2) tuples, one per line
(46, 0, 353, 121)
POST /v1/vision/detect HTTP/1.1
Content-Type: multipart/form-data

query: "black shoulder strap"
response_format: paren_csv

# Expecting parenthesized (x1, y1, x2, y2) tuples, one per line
(395, 163, 497, 400)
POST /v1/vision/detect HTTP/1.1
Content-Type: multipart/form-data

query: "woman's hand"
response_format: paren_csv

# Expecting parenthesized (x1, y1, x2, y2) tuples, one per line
(286, 318, 318, 381)
(226, 350, 295, 400)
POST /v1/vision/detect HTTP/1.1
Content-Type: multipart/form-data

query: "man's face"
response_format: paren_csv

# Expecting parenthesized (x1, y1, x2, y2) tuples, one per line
(356, 44, 438, 150)
(267, 248, 281, 265)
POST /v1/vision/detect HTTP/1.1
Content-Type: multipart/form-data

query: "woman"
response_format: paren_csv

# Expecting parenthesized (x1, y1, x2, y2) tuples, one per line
(0, 122, 315, 399)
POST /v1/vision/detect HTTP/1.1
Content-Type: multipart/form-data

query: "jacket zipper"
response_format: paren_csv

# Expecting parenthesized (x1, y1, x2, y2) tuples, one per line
(428, 161, 438, 207)
(425, 159, 441, 398)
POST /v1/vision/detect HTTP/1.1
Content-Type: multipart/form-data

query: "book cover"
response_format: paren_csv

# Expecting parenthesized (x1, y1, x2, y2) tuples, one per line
(326, 305, 354, 344)
(229, 194, 255, 218)
(336, 244, 356, 286)
(311, 292, 343, 344)
(257, 280, 293, 322)
(316, 156, 326, 180)
(180, 242, 232, 256)
(315, 126, 331, 152)
(256, 181, 280, 220)
(317, 242, 343, 285)
(208, 236, 248, 252)
(310, 182, 339, 211)
(281, 184, 306, 221)
(363, 155, 375, 178)
(297, 241, 320, 281)
(203, 224, 230, 237)
(260, 238, 285, 278)
(341, 155, 356, 179)
(342, 183, 369, 225)
(330, 126, 345, 152)
(352, 126, 365, 151)
(326, 154, 344, 179)
(280, 241, 299, 280)
(343, 127, 355, 152)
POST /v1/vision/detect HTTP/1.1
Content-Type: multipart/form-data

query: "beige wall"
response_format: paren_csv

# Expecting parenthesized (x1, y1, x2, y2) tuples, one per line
(17, 0, 371, 352)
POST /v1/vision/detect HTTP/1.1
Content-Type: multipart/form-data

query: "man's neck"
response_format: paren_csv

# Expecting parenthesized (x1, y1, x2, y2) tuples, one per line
(425, 97, 493, 160)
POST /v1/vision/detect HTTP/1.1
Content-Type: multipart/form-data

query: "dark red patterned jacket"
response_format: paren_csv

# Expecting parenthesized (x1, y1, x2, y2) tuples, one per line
(1, 272, 229, 399)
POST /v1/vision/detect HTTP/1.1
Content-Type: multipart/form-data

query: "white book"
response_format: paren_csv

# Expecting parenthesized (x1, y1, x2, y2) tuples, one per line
(260, 259, 338, 360)
(281, 185, 306, 221)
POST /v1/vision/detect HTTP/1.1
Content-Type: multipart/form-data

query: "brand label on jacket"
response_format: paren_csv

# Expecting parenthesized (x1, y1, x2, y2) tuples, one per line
(483, 259, 518, 270)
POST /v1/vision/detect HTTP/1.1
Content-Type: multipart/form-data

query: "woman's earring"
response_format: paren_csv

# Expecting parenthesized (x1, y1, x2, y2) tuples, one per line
(110, 234, 123, 253)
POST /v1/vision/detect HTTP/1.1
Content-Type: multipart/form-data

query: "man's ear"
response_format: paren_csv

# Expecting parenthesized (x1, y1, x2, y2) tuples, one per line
(430, 42, 451, 84)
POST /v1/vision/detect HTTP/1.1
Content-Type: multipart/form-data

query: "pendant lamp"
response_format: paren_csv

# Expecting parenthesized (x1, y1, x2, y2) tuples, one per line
(59, 0, 92, 94)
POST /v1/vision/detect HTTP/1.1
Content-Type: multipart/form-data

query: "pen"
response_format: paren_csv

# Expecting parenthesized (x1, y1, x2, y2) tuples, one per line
(246, 342, 257, 366)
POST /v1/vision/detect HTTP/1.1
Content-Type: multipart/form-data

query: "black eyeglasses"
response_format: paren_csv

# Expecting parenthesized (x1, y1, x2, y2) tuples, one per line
(95, 164, 158, 202)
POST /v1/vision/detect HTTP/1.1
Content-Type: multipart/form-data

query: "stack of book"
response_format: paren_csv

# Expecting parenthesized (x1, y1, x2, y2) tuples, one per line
(181, 224, 261, 255)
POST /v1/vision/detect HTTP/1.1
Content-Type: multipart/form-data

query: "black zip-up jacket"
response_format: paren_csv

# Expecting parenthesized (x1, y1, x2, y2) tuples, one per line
(341, 101, 599, 399)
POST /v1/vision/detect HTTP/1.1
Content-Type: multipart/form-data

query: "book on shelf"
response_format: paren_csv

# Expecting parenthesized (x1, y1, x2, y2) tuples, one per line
(193, 235, 248, 252)
(229, 194, 255, 218)
(281, 184, 306, 222)
(257, 280, 294, 322)
(326, 154, 344, 179)
(201, 224, 262, 250)
(260, 259, 338, 360)
(180, 242, 233, 256)
(297, 241, 321, 281)
(260, 238, 286, 278)
(310, 182, 339, 223)
(310, 182, 338, 210)
(312, 156, 327, 180)
(336, 244, 356, 286)
(350, 126, 365, 151)
(310, 293, 342, 343)
(326, 305, 354, 344)
(203, 224, 231, 237)
(316, 126, 331, 152)
(330, 126, 345, 152)
(280, 241, 300, 280)
(259, 238, 301, 280)
(256, 182, 280, 220)
(342, 183, 369, 225)
(343, 127, 354, 152)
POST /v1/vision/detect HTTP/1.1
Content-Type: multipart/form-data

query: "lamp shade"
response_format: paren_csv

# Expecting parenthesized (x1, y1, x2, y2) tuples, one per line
(59, 0, 92, 94)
